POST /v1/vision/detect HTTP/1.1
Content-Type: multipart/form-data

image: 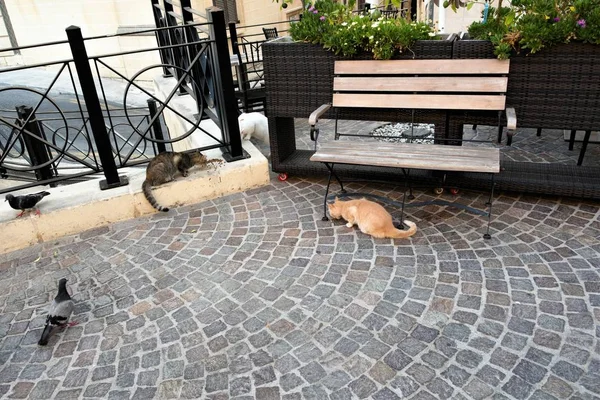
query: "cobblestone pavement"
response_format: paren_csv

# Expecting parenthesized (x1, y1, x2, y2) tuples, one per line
(1, 172, 599, 399)
(294, 119, 600, 167)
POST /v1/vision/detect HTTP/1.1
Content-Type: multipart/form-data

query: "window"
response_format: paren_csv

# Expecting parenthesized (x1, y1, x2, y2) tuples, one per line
(213, 0, 239, 24)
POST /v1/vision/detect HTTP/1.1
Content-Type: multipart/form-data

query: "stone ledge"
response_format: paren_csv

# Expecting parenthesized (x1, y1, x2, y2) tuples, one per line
(0, 142, 269, 255)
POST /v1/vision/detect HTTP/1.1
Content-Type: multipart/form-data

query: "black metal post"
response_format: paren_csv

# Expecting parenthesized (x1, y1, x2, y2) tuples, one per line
(180, 0, 214, 111)
(180, 0, 193, 23)
(163, 0, 187, 95)
(208, 7, 245, 161)
(147, 99, 167, 154)
(229, 22, 239, 54)
(15, 105, 55, 183)
(66, 26, 128, 190)
(151, 0, 172, 77)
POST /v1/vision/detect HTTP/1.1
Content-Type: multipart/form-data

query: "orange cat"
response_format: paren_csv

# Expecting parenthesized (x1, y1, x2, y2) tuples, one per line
(327, 197, 417, 239)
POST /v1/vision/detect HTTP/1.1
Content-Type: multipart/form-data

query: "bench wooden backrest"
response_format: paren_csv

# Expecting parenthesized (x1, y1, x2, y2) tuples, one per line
(332, 59, 510, 111)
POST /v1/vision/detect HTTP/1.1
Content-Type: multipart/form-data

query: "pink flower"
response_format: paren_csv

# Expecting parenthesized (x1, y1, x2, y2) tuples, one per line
(308, 5, 315, 11)
(313, 9, 318, 14)
(320, 16, 326, 21)
(577, 19, 586, 28)
(553, 17, 560, 22)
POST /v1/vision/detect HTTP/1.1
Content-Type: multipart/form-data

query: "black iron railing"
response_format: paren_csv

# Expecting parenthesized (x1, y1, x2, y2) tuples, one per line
(0, 6, 243, 195)
(151, 0, 243, 162)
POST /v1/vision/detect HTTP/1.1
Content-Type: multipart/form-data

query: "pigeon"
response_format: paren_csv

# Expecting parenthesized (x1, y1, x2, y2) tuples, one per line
(38, 278, 77, 346)
(5, 191, 50, 217)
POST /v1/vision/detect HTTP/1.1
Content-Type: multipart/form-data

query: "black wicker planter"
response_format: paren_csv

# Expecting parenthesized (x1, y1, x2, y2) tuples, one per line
(263, 40, 600, 199)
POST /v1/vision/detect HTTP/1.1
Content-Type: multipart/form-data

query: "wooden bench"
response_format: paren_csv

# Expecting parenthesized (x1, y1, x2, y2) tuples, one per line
(308, 59, 517, 239)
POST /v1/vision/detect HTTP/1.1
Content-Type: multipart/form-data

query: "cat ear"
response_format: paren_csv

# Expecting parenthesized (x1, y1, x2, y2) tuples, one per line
(334, 196, 339, 202)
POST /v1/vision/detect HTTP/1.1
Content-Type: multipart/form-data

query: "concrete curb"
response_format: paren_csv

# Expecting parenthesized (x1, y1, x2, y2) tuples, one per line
(1, 142, 269, 255)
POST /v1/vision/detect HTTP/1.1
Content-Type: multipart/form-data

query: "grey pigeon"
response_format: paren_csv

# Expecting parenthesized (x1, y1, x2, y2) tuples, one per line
(38, 278, 76, 346)
(5, 191, 50, 217)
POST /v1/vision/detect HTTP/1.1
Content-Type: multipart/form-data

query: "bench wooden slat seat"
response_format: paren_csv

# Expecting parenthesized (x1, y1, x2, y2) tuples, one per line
(310, 141, 500, 173)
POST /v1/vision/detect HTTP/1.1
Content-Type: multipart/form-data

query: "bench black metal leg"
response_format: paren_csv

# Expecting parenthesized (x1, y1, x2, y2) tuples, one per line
(322, 163, 334, 221)
(577, 130, 592, 166)
(334, 110, 340, 140)
(569, 130, 576, 151)
(400, 168, 411, 222)
(536, 128, 542, 137)
(497, 111, 504, 144)
(484, 173, 495, 240)
(324, 162, 345, 193)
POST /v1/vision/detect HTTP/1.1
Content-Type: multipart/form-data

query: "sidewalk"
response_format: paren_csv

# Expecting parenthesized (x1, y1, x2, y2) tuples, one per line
(0, 170, 598, 399)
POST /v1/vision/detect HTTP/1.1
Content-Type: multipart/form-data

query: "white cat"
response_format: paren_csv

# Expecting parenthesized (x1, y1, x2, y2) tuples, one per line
(238, 112, 269, 143)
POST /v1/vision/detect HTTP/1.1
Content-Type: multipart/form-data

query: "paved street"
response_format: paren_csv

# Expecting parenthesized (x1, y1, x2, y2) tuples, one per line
(0, 173, 599, 399)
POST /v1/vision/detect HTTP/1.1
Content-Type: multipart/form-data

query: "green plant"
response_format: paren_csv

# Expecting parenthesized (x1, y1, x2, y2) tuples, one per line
(459, 0, 600, 58)
(288, 0, 438, 59)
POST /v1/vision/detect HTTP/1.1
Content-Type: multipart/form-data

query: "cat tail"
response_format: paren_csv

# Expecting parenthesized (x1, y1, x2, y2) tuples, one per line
(388, 220, 417, 239)
(142, 180, 169, 212)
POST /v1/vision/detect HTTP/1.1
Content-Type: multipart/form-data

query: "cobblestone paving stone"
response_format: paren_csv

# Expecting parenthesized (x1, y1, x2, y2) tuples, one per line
(1, 118, 600, 399)
(1, 176, 599, 400)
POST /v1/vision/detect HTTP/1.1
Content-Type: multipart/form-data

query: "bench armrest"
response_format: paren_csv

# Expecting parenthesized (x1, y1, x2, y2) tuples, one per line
(309, 103, 332, 127)
(505, 107, 517, 130)
(505, 107, 517, 146)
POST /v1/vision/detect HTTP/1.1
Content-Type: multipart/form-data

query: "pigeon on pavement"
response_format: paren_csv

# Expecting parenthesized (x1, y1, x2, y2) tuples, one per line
(5, 191, 50, 217)
(38, 278, 77, 346)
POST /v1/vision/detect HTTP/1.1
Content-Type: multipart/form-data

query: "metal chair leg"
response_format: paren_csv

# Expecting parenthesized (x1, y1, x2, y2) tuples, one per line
(400, 168, 411, 222)
(569, 130, 576, 151)
(484, 173, 495, 240)
(322, 163, 334, 221)
(577, 130, 592, 166)
(325, 163, 345, 193)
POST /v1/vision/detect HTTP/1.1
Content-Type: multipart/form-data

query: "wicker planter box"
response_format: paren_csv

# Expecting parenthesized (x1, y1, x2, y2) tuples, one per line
(263, 40, 600, 199)
(454, 40, 600, 130)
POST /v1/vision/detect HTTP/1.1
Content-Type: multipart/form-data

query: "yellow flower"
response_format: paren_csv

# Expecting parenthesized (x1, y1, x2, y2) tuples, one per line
(544, 15, 550, 20)
(570, 6, 576, 11)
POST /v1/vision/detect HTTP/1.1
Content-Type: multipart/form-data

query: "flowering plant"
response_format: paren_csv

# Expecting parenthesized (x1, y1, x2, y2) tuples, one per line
(289, 0, 438, 60)
(465, 0, 600, 58)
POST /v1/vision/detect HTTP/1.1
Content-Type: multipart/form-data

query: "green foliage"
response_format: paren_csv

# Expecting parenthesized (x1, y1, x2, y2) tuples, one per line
(465, 0, 600, 58)
(289, 0, 438, 59)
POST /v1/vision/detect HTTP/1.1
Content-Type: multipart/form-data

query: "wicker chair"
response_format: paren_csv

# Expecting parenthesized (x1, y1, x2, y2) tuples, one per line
(380, 9, 399, 18)
(262, 27, 279, 40)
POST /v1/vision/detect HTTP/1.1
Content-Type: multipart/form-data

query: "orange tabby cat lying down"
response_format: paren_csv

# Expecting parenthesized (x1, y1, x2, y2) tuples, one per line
(328, 197, 417, 239)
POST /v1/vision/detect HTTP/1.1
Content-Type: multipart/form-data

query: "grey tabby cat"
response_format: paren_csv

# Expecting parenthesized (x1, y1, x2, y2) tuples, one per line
(142, 150, 207, 212)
